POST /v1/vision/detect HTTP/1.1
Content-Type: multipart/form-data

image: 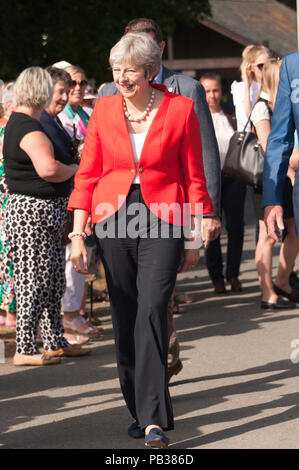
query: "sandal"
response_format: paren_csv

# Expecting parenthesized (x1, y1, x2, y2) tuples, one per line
(63, 315, 103, 338)
(173, 300, 186, 314)
(174, 292, 193, 304)
(94, 288, 109, 302)
(63, 333, 90, 346)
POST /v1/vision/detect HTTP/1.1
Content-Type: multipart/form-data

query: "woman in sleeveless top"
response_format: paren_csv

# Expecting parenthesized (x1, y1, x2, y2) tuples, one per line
(3, 67, 80, 366)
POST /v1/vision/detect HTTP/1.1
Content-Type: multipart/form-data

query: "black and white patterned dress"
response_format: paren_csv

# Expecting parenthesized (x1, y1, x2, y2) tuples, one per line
(3, 112, 73, 354)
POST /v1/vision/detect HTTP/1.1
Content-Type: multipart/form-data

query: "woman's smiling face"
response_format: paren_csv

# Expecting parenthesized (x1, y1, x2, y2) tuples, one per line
(69, 72, 87, 109)
(47, 81, 69, 116)
(112, 63, 149, 100)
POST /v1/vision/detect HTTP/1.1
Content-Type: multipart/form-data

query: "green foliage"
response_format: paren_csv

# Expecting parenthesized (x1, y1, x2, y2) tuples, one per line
(0, 0, 210, 85)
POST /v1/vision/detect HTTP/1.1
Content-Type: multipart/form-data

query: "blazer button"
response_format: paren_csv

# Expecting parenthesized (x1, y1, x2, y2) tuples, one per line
(130, 169, 135, 174)
(139, 167, 144, 173)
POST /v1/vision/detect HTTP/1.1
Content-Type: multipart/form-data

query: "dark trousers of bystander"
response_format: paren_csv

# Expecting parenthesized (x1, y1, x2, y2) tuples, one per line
(205, 175, 246, 284)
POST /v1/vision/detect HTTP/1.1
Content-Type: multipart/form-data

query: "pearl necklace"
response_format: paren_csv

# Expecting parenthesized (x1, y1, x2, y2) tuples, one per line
(123, 89, 155, 122)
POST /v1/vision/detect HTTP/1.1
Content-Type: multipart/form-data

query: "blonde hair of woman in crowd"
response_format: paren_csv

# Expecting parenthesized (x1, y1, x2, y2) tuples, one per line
(240, 45, 271, 84)
(253, 59, 299, 309)
(260, 58, 282, 110)
(231, 44, 271, 131)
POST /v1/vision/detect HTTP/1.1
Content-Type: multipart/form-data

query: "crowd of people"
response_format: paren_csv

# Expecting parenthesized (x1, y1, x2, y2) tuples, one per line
(1, 17, 299, 449)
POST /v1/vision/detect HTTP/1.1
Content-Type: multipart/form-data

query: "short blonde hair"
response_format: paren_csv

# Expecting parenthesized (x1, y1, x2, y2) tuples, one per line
(260, 58, 282, 108)
(13, 67, 54, 108)
(109, 32, 161, 80)
(64, 65, 86, 78)
(240, 44, 271, 79)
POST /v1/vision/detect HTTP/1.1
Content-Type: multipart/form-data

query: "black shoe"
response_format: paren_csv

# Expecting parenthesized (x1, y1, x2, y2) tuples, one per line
(289, 271, 299, 289)
(227, 277, 243, 292)
(128, 421, 145, 439)
(213, 280, 227, 294)
(273, 284, 299, 303)
(168, 359, 183, 383)
(261, 296, 296, 310)
(145, 428, 169, 448)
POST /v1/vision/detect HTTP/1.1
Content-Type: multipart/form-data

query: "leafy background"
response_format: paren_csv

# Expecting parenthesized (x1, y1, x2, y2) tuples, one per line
(0, 0, 210, 85)
(0, 0, 296, 86)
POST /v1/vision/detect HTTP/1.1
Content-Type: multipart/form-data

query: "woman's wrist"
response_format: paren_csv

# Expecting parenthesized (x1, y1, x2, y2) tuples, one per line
(68, 231, 87, 241)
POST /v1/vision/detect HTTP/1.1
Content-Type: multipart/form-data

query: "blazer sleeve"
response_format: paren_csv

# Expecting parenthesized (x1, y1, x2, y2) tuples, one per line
(262, 57, 295, 207)
(179, 101, 214, 216)
(190, 81, 221, 217)
(68, 100, 102, 212)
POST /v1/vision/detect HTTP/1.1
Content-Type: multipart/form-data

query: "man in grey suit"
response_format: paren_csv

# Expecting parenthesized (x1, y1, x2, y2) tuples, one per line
(99, 18, 222, 383)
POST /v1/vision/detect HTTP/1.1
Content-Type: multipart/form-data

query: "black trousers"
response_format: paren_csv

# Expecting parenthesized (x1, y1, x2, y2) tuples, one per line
(96, 186, 183, 430)
(205, 175, 246, 283)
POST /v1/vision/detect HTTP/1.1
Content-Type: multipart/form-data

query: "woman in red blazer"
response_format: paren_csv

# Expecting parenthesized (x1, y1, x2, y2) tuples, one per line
(68, 33, 213, 448)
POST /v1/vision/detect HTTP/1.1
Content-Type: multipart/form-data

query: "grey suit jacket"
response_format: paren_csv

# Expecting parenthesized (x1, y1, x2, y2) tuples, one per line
(98, 66, 221, 217)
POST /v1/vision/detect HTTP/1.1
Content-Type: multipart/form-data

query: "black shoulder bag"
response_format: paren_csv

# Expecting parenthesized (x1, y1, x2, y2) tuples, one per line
(222, 99, 270, 191)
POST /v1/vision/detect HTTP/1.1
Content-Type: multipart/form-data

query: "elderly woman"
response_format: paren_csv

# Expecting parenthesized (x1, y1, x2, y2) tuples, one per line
(3, 67, 80, 366)
(68, 33, 213, 448)
(40, 67, 75, 164)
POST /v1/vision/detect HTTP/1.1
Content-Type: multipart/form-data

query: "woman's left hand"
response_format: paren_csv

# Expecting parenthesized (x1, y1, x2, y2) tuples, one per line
(178, 249, 200, 273)
(70, 237, 89, 275)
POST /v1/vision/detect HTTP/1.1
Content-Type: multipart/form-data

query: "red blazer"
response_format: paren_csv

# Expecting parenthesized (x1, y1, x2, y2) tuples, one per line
(68, 84, 214, 225)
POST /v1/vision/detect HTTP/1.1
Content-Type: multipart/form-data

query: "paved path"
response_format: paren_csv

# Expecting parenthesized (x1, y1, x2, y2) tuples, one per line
(1, 225, 299, 449)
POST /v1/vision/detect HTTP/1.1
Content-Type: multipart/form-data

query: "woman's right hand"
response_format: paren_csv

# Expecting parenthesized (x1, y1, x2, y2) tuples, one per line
(242, 63, 253, 87)
(70, 236, 89, 274)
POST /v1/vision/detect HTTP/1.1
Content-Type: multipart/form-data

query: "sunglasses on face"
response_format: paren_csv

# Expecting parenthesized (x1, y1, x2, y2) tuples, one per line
(71, 79, 88, 88)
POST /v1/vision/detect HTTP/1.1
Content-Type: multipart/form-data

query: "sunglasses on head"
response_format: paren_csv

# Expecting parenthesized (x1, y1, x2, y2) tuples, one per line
(71, 79, 88, 87)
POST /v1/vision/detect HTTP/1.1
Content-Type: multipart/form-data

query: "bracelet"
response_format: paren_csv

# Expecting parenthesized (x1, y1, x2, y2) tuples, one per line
(68, 231, 87, 240)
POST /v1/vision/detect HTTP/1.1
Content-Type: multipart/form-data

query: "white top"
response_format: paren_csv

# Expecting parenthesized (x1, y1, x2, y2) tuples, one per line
(211, 110, 235, 169)
(231, 80, 260, 131)
(250, 91, 271, 127)
(129, 131, 147, 184)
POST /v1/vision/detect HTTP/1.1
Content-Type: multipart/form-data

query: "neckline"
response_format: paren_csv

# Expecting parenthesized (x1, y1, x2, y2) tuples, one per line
(12, 111, 40, 122)
(119, 86, 168, 169)
(129, 131, 147, 136)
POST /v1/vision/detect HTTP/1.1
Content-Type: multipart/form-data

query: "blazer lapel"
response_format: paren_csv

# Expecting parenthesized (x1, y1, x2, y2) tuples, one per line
(139, 86, 171, 166)
(112, 94, 136, 168)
